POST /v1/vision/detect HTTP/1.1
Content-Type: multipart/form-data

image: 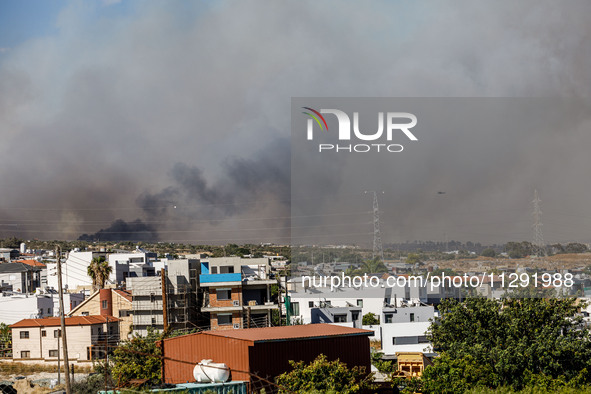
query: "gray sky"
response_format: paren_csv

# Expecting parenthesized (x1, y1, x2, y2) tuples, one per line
(1, 1, 590, 245)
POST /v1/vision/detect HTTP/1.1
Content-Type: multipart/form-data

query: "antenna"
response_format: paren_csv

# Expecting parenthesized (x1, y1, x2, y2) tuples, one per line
(532, 189, 546, 257)
(365, 191, 384, 262)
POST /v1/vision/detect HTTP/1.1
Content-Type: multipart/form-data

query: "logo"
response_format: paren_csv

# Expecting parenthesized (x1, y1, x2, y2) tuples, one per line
(303, 107, 417, 153)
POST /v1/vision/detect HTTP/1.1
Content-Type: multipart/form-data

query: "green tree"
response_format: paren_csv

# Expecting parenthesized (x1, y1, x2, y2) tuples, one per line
(406, 253, 422, 265)
(276, 354, 373, 393)
(423, 298, 591, 392)
(481, 248, 496, 257)
(110, 328, 162, 387)
(362, 312, 379, 325)
(0, 323, 11, 357)
(361, 257, 387, 274)
(87, 256, 113, 291)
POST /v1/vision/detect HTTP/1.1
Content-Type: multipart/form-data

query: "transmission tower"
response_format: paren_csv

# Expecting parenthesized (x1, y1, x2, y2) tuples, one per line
(532, 189, 546, 257)
(365, 191, 384, 262)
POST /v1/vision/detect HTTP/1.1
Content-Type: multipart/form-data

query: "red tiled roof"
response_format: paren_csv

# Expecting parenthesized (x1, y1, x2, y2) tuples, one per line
(14, 259, 46, 268)
(197, 324, 372, 343)
(10, 315, 119, 328)
(114, 289, 132, 302)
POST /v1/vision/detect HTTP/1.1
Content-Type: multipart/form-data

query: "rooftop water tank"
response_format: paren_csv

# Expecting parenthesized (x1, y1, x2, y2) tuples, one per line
(193, 359, 230, 383)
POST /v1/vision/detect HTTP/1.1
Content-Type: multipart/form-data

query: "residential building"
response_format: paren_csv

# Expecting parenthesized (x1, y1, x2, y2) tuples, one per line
(46, 251, 105, 292)
(381, 322, 433, 356)
(310, 306, 363, 328)
(13, 259, 48, 288)
(0, 263, 43, 293)
(286, 279, 388, 325)
(107, 251, 158, 283)
(68, 288, 133, 340)
(127, 259, 200, 336)
(0, 248, 19, 262)
(199, 257, 278, 330)
(10, 315, 120, 362)
(0, 294, 54, 325)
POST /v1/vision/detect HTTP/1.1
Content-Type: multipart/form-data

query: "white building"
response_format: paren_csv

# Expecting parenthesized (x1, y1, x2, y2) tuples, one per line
(286, 276, 429, 324)
(0, 294, 54, 325)
(46, 251, 104, 291)
(381, 321, 433, 356)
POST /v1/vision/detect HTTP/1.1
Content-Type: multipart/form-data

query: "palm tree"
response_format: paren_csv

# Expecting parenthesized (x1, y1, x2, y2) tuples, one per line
(361, 256, 387, 274)
(87, 256, 112, 291)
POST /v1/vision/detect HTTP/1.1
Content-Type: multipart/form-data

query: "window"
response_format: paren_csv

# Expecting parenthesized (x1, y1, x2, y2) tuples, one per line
(20, 331, 29, 339)
(102, 300, 108, 309)
(351, 311, 360, 321)
(49, 350, 59, 357)
(218, 314, 232, 325)
(220, 266, 234, 274)
(308, 301, 314, 308)
(334, 314, 347, 323)
(418, 335, 430, 343)
(151, 317, 156, 324)
(357, 299, 363, 307)
(216, 289, 231, 300)
(290, 302, 300, 316)
(410, 313, 415, 322)
(150, 293, 156, 302)
(21, 351, 30, 358)
(394, 336, 419, 345)
(384, 314, 393, 324)
(54, 329, 61, 338)
(41, 330, 46, 337)
(119, 310, 130, 317)
(82, 312, 89, 316)
(211, 266, 218, 274)
(48, 308, 52, 315)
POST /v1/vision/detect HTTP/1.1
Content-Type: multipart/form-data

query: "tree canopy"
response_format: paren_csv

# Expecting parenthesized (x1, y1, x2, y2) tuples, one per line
(420, 297, 591, 393)
(276, 354, 372, 393)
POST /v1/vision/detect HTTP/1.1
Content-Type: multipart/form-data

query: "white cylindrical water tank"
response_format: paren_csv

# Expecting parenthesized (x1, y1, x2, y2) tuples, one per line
(193, 359, 230, 383)
(20, 243, 26, 254)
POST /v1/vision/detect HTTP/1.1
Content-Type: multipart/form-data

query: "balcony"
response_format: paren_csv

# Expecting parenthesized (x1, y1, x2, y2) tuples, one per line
(199, 273, 242, 286)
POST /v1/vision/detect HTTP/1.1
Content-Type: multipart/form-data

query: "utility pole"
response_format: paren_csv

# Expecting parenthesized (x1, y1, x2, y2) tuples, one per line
(532, 189, 546, 257)
(105, 316, 109, 392)
(365, 191, 385, 263)
(56, 246, 71, 393)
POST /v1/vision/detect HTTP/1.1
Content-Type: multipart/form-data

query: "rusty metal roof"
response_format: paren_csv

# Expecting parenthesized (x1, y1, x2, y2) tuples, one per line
(196, 324, 373, 343)
(10, 315, 119, 328)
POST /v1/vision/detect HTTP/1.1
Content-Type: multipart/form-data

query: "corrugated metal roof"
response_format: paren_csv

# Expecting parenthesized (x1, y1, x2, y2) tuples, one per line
(10, 315, 119, 328)
(198, 324, 372, 343)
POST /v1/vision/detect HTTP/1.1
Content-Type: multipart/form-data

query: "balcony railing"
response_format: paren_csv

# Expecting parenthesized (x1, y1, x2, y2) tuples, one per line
(199, 273, 242, 283)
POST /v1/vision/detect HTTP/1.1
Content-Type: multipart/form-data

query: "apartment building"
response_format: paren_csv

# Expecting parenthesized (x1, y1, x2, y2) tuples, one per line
(200, 257, 278, 330)
(127, 259, 200, 336)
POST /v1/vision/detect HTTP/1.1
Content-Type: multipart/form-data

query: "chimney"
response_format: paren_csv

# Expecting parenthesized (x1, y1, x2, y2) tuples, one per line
(99, 289, 113, 316)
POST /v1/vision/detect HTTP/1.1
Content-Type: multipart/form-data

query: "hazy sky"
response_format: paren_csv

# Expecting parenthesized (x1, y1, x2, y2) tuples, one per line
(1, 1, 590, 245)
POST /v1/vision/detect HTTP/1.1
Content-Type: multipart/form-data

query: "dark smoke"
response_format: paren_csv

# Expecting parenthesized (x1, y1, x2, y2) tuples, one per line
(138, 137, 290, 222)
(78, 219, 158, 242)
(77, 138, 290, 242)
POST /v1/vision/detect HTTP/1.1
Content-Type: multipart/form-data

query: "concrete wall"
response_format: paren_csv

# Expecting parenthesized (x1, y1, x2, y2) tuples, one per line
(0, 295, 53, 325)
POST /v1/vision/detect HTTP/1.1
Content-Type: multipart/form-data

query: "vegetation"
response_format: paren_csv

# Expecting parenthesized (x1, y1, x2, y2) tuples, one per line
(371, 351, 396, 374)
(481, 248, 497, 257)
(276, 354, 373, 393)
(0, 323, 11, 357)
(87, 256, 113, 290)
(362, 312, 380, 325)
(110, 328, 162, 387)
(0, 362, 92, 376)
(418, 297, 591, 393)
